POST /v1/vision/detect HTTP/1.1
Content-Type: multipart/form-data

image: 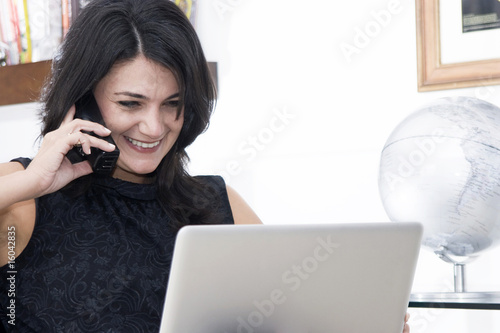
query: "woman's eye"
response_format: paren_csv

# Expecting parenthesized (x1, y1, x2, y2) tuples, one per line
(165, 100, 180, 108)
(118, 101, 140, 108)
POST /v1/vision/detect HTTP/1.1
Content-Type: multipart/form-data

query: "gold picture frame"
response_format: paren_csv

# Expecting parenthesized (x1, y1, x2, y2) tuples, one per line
(416, 0, 500, 91)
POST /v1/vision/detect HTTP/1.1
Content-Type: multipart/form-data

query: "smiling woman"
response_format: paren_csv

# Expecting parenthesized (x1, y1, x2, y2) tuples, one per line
(0, 0, 260, 332)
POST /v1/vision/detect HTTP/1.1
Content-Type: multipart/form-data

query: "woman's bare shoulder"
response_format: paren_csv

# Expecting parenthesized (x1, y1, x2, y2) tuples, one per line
(226, 185, 262, 225)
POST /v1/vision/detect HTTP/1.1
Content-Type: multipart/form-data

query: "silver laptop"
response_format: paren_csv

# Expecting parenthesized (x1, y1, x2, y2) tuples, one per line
(159, 222, 422, 333)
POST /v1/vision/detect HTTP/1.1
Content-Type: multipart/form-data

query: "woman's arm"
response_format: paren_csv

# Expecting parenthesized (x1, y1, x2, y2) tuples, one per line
(226, 185, 262, 225)
(0, 162, 37, 266)
(0, 162, 39, 210)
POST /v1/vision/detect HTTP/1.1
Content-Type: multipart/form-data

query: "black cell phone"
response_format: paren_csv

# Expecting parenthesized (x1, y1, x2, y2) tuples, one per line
(66, 93, 120, 175)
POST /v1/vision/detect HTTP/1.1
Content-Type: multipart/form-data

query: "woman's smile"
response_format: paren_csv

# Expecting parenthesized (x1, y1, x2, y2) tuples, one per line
(125, 137, 162, 150)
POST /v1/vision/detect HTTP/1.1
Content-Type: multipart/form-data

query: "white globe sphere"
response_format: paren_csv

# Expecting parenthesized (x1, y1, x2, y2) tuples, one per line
(379, 96, 500, 262)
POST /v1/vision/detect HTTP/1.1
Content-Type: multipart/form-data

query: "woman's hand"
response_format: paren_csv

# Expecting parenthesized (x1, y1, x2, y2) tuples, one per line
(26, 105, 116, 197)
(403, 313, 410, 333)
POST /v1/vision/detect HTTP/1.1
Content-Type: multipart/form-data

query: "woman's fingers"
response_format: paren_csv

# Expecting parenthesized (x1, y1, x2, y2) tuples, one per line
(403, 313, 410, 333)
(64, 119, 112, 139)
(62, 104, 76, 125)
(61, 104, 112, 139)
(66, 131, 116, 154)
(59, 110, 115, 155)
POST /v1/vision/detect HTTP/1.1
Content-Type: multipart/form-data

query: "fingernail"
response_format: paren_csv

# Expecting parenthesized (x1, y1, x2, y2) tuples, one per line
(108, 143, 116, 149)
(103, 127, 111, 133)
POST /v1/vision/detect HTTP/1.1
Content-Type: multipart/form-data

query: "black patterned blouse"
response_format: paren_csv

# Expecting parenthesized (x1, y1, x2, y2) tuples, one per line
(0, 158, 234, 332)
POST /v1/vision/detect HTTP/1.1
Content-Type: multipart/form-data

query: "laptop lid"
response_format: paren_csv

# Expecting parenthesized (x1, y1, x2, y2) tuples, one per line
(159, 222, 422, 333)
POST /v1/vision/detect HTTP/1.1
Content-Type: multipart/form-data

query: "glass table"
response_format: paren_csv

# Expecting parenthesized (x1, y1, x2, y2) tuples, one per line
(409, 292, 500, 310)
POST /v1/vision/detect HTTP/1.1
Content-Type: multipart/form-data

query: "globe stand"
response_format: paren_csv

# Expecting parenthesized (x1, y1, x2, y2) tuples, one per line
(409, 247, 500, 309)
(453, 263, 465, 293)
(435, 246, 473, 293)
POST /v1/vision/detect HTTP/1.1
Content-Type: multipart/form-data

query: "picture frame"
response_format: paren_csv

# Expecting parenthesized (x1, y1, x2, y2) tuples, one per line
(416, 0, 500, 91)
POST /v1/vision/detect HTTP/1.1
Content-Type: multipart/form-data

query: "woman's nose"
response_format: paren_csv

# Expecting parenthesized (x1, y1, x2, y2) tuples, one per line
(139, 107, 164, 138)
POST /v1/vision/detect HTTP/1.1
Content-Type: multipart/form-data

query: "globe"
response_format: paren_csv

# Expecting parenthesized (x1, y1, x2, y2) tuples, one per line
(378, 96, 500, 264)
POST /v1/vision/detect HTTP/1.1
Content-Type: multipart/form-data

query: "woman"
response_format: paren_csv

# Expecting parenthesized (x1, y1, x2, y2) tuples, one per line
(0, 0, 260, 331)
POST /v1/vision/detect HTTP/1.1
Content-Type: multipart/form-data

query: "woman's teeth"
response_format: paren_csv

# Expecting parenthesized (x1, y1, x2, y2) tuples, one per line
(127, 137, 160, 148)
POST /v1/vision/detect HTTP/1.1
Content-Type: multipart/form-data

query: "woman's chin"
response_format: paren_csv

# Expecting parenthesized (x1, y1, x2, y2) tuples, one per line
(112, 163, 160, 183)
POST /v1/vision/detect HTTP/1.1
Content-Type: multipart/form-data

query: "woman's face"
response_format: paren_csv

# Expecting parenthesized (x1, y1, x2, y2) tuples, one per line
(94, 55, 184, 183)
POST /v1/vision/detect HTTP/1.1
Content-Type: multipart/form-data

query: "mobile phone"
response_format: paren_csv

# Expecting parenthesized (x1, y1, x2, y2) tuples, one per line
(66, 93, 120, 175)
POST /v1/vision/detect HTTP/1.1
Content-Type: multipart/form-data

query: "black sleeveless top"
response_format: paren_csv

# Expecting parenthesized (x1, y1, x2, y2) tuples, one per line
(0, 158, 234, 332)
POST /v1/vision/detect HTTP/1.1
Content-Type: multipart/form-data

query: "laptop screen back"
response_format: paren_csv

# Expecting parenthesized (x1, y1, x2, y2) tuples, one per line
(160, 222, 422, 333)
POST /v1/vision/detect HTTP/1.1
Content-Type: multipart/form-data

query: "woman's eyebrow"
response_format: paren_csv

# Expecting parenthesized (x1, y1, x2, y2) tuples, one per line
(114, 91, 180, 100)
(115, 91, 147, 99)
(166, 92, 180, 100)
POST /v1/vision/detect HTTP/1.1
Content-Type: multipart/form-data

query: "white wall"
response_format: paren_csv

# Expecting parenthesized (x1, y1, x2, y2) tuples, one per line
(1, 0, 500, 331)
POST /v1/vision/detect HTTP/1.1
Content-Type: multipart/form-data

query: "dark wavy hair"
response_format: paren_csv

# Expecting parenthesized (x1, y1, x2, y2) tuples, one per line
(39, 0, 218, 229)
